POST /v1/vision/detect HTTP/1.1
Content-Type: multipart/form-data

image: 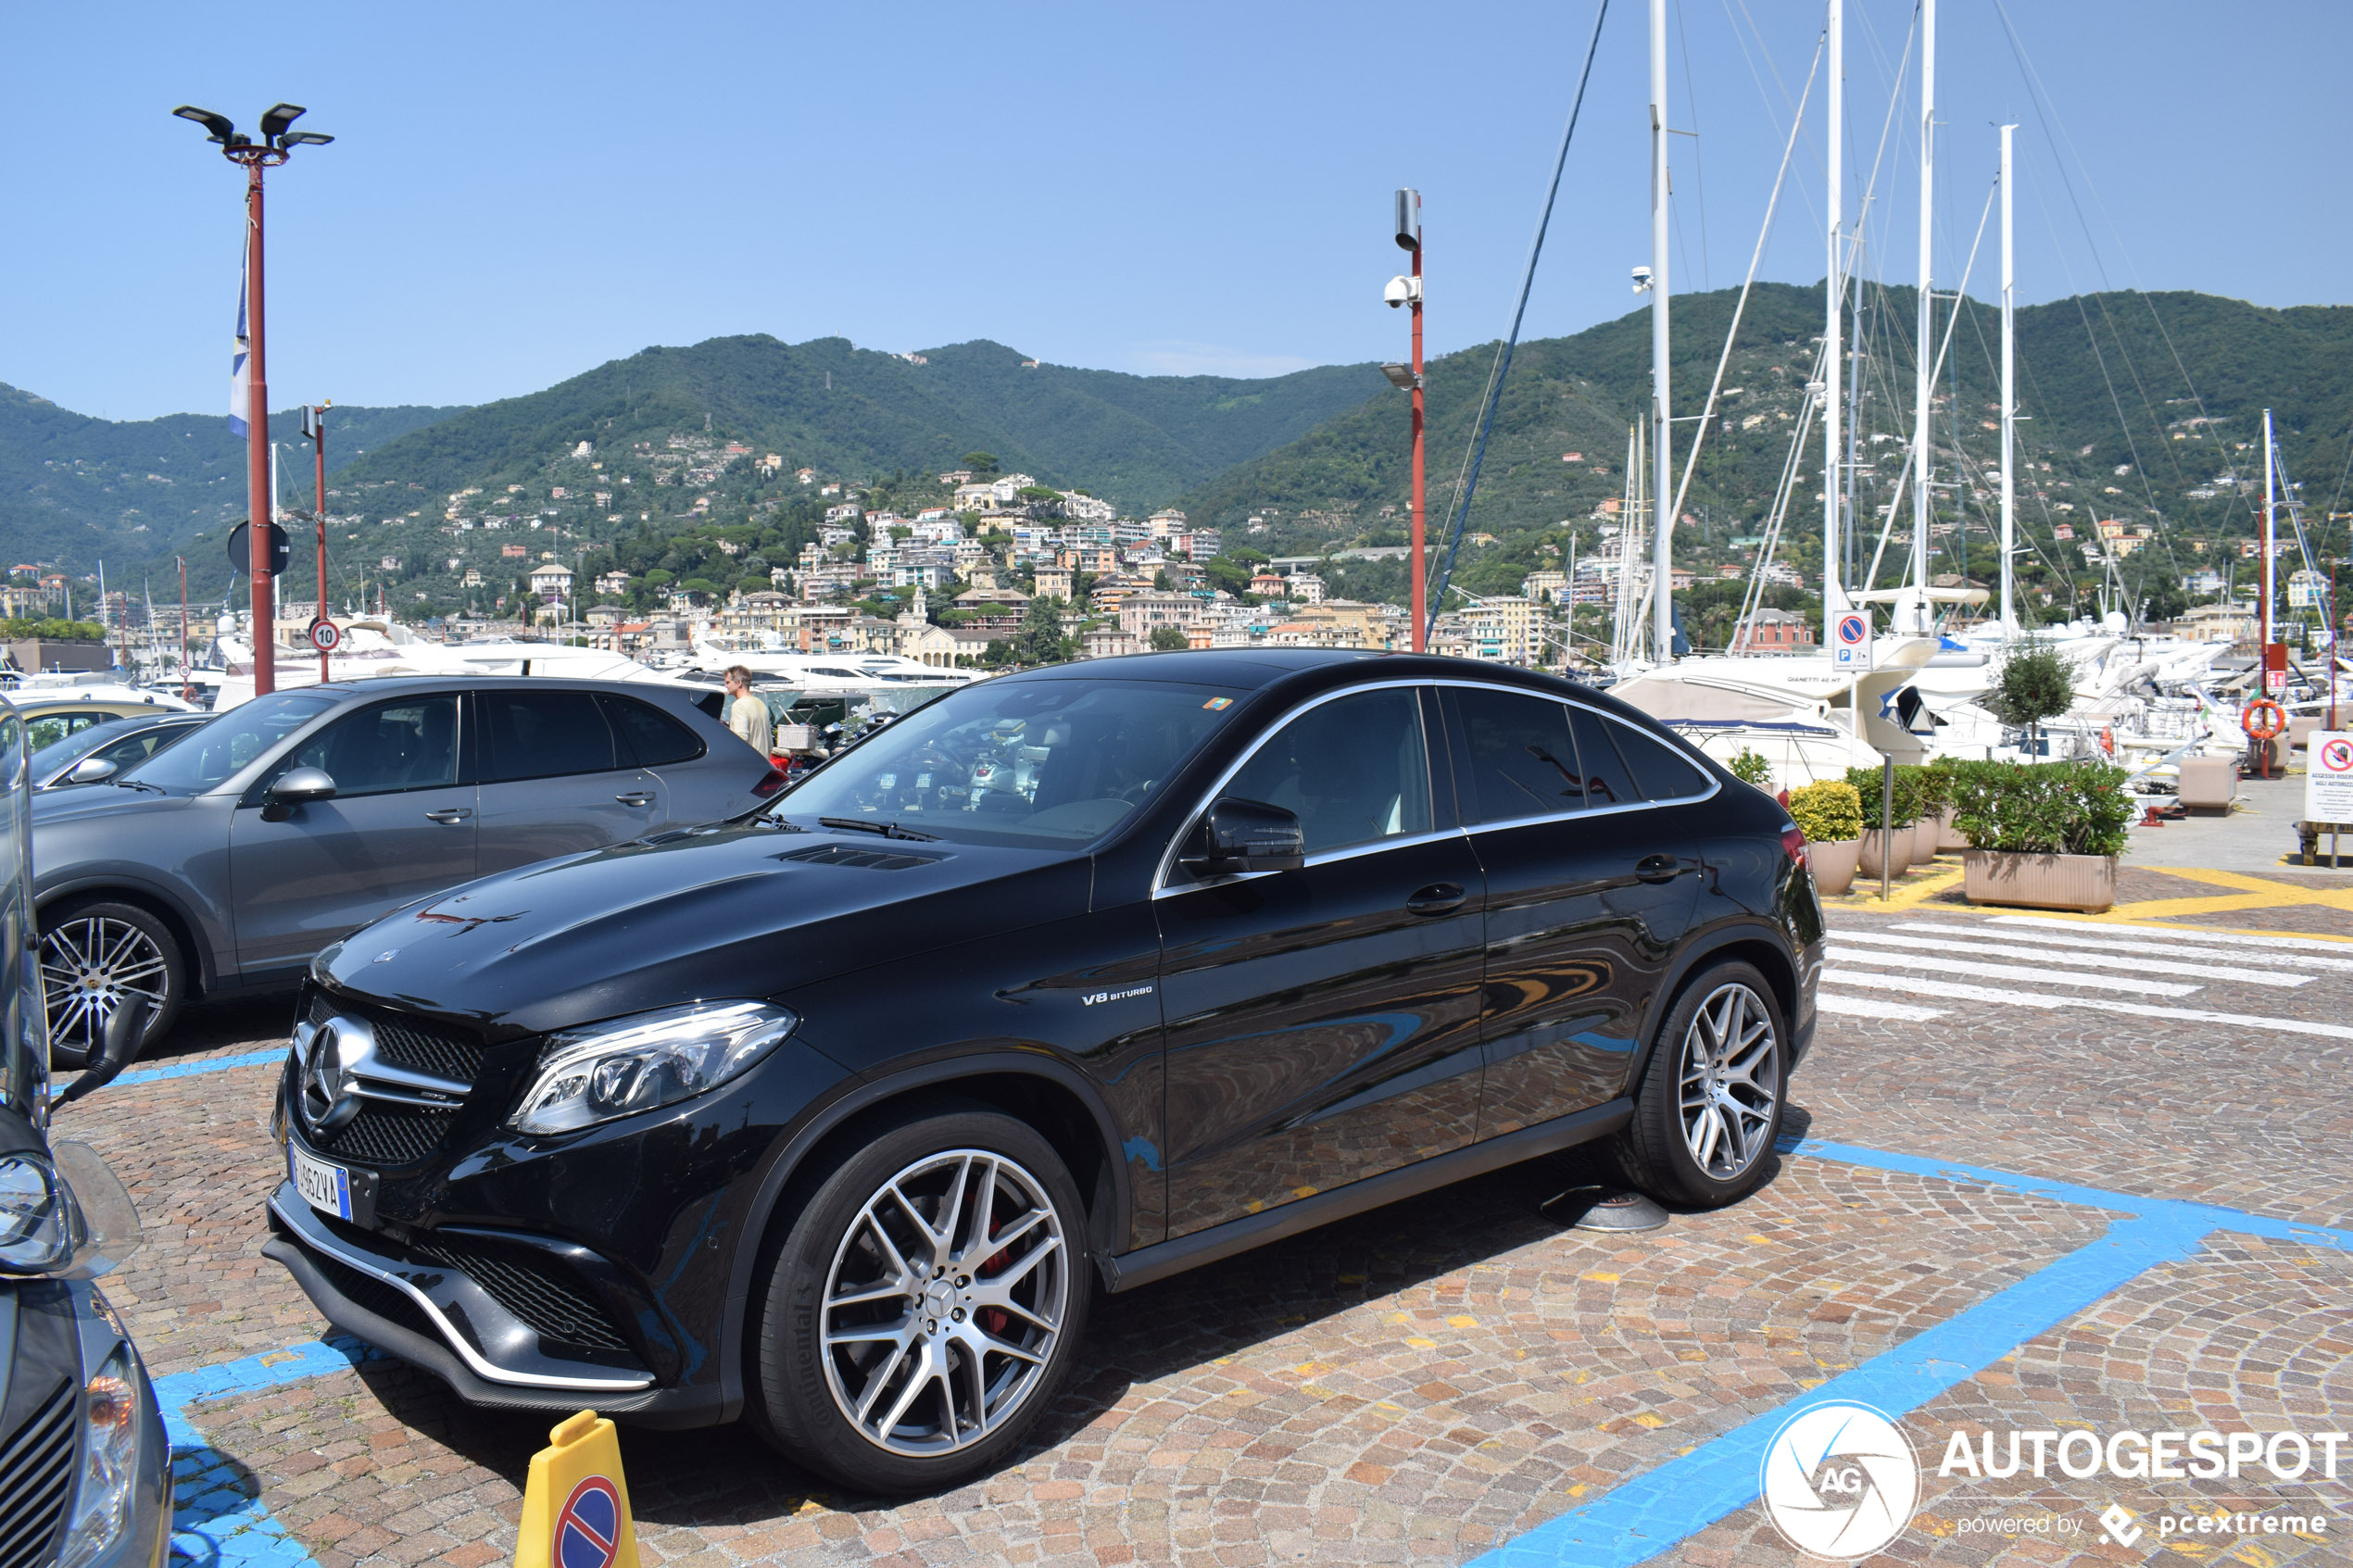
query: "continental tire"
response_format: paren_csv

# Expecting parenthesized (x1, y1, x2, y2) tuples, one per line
(1616, 960, 1787, 1208)
(750, 1106, 1091, 1492)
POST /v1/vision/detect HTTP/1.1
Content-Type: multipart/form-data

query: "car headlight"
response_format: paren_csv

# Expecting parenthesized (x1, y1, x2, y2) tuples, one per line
(56, 1345, 141, 1568)
(509, 1001, 796, 1135)
(0, 1154, 81, 1274)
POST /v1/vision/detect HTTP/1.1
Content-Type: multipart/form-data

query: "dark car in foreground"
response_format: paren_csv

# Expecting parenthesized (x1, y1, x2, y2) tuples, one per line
(0, 696, 171, 1567)
(31, 675, 783, 1061)
(263, 649, 1822, 1491)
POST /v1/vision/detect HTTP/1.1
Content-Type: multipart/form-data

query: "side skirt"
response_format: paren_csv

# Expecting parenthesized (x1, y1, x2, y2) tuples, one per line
(1099, 1098, 1632, 1293)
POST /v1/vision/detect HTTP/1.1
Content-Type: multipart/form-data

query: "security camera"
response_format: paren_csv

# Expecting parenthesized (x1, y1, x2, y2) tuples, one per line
(1383, 275, 1422, 309)
(1630, 265, 1654, 294)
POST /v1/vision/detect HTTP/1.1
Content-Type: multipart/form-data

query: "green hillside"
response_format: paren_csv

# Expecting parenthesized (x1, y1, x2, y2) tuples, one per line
(326, 335, 1387, 517)
(1183, 285, 2353, 619)
(0, 385, 460, 570)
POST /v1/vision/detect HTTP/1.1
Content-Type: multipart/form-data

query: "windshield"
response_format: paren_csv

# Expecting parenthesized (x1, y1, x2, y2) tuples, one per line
(28, 717, 148, 778)
(767, 679, 1244, 847)
(121, 691, 338, 794)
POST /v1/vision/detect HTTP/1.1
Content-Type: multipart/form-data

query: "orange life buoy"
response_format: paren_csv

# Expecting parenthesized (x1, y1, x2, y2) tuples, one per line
(2242, 698, 2288, 741)
(2100, 726, 2115, 756)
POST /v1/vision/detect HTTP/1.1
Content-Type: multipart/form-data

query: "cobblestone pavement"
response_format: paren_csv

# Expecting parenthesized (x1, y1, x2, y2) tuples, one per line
(70, 884, 2353, 1567)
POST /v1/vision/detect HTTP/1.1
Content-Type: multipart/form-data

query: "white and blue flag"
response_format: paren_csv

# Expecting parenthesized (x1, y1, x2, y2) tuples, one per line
(227, 246, 251, 438)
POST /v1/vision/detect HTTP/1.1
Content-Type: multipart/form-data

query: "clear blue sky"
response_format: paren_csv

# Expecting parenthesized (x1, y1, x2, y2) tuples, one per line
(8, 0, 2345, 421)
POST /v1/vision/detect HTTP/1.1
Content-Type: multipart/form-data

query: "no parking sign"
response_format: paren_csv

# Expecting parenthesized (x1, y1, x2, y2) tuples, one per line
(1832, 611, 1872, 670)
(2310, 732, 2353, 824)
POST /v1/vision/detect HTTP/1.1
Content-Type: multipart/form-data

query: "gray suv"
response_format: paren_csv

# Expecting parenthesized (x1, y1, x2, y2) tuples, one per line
(31, 677, 780, 1060)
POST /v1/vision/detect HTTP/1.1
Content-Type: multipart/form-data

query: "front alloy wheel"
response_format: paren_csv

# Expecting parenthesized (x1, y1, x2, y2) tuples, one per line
(39, 900, 183, 1067)
(821, 1148, 1068, 1457)
(753, 1107, 1090, 1490)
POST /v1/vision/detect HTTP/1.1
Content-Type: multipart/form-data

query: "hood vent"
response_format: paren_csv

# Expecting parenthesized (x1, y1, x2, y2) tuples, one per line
(775, 843, 949, 872)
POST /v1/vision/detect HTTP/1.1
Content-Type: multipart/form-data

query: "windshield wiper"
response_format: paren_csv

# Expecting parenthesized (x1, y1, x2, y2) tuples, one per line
(820, 816, 941, 843)
(106, 779, 162, 795)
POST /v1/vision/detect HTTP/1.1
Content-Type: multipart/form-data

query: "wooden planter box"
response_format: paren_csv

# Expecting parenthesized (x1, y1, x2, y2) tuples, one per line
(1808, 838, 1860, 896)
(1962, 850, 2116, 913)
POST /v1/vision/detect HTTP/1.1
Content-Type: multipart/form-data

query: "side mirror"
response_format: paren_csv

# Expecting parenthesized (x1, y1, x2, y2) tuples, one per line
(53, 995, 152, 1110)
(1182, 797, 1306, 875)
(266, 766, 337, 811)
(64, 757, 117, 784)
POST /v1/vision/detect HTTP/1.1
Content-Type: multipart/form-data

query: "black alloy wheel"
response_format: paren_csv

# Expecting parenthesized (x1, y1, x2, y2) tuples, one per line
(749, 1105, 1092, 1491)
(38, 897, 185, 1069)
(1616, 959, 1787, 1208)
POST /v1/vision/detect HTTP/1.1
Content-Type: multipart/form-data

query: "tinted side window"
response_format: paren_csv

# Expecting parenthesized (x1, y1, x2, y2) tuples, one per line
(479, 690, 618, 782)
(283, 697, 459, 797)
(1566, 708, 1641, 809)
(1610, 718, 1711, 801)
(1223, 688, 1432, 856)
(600, 695, 703, 768)
(1453, 687, 1585, 823)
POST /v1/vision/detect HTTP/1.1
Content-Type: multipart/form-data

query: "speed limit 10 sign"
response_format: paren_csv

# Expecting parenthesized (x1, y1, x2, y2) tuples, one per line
(307, 618, 343, 655)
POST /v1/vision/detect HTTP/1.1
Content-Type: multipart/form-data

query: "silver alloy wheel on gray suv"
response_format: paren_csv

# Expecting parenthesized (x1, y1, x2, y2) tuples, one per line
(820, 1148, 1070, 1457)
(40, 904, 179, 1064)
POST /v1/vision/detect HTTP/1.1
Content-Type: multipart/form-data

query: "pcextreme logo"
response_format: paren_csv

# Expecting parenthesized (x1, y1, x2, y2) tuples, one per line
(1759, 1402, 1921, 1561)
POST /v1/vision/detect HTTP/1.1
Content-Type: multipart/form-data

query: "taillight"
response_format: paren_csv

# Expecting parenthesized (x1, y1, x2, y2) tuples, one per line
(752, 767, 787, 796)
(1780, 822, 1808, 868)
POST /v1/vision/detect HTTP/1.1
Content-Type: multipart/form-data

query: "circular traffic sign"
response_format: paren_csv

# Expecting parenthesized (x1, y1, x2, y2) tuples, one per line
(2322, 737, 2353, 774)
(225, 520, 292, 578)
(308, 618, 343, 654)
(1835, 613, 1869, 647)
(555, 1474, 622, 1568)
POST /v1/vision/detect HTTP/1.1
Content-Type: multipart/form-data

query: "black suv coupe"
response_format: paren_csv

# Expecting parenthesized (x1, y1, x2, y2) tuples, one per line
(264, 650, 1822, 1490)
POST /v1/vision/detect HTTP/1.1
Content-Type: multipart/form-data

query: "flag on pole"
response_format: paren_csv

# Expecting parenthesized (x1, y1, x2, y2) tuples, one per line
(228, 245, 251, 437)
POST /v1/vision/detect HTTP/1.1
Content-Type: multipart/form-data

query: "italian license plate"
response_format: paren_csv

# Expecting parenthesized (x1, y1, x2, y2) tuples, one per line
(290, 1144, 353, 1221)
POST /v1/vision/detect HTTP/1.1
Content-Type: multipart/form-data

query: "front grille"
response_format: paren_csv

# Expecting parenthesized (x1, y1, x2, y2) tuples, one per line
(0, 1382, 76, 1568)
(308, 1250, 439, 1343)
(313, 1104, 457, 1167)
(310, 994, 485, 1081)
(412, 1236, 633, 1356)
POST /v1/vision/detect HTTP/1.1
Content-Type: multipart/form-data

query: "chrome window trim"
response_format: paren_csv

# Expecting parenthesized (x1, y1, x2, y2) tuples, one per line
(1151, 676, 1721, 895)
(1151, 678, 1441, 898)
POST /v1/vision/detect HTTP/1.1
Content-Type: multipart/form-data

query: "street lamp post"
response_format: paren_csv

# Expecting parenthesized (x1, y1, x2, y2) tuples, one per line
(171, 102, 332, 697)
(1384, 189, 1425, 652)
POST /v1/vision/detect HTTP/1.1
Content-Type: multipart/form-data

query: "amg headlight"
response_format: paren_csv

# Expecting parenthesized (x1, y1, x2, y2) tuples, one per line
(56, 1345, 141, 1568)
(0, 1154, 81, 1274)
(510, 1001, 796, 1135)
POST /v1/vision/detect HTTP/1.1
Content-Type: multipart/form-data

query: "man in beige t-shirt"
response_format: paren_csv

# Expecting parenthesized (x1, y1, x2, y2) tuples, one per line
(724, 666, 774, 758)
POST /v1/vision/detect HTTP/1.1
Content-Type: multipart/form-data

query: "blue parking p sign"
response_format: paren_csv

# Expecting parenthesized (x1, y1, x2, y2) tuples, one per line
(1832, 613, 1870, 670)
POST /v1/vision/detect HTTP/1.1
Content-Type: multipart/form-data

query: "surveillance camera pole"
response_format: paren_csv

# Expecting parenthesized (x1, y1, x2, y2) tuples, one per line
(233, 144, 283, 693)
(1395, 190, 1426, 653)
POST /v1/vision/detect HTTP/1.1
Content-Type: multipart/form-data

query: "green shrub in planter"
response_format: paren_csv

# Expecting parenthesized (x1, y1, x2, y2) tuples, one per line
(1916, 759, 1957, 821)
(1948, 760, 2133, 857)
(1844, 764, 1922, 828)
(1789, 781, 1863, 843)
(1728, 747, 1774, 790)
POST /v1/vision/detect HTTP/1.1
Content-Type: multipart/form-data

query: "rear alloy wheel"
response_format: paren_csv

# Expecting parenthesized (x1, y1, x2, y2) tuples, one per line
(1616, 960, 1786, 1208)
(752, 1108, 1090, 1491)
(39, 899, 184, 1069)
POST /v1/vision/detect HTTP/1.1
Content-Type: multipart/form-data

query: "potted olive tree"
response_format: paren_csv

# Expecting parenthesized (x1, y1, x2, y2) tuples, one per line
(1950, 759, 2133, 911)
(1790, 780, 1864, 895)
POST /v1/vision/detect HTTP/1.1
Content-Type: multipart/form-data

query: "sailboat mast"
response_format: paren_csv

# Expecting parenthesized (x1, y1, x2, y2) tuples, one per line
(2262, 408, 2276, 651)
(1822, 0, 1844, 645)
(1649, 0, 1675, 662)
(1999, 122, 2018, 638)
(1910, 0, 1936, 627)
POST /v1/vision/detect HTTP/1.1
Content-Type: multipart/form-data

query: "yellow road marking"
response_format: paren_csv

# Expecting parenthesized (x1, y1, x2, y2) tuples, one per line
(1834, 859, 1966, 909)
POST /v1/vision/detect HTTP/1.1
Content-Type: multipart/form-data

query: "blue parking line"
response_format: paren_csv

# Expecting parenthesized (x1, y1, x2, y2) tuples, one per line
(1464, 1138, 2353, 1568)
(113, 1049, 285, 1089)
(158, 1338, 387, 1568)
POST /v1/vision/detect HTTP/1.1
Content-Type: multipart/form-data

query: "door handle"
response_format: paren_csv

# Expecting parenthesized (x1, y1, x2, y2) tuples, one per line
(1634, 854, 1680, 884)
(615, 792, 656, 808)
(1405, 882, 1466, 916)
(424, 808, 472, 824)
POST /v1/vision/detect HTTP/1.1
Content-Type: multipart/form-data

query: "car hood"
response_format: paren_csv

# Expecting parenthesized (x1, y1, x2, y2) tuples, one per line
(30, 786, 204, 828)
(316, 824, 1093, 1038)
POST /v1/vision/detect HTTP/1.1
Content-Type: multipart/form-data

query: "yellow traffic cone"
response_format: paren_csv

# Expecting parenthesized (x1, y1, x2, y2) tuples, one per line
(514, 1410, 640, 1568)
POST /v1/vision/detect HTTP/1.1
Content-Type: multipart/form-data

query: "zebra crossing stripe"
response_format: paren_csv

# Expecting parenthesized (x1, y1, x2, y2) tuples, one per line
(1988, 914, 2353, 959)
(1891, 921, 2353, 973)
(1820, 967, 2353, 1042)
(1815, 994, 1948, 1022)
(1836, 929, 2309, 985)
(1820, 945, 2201, 997)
